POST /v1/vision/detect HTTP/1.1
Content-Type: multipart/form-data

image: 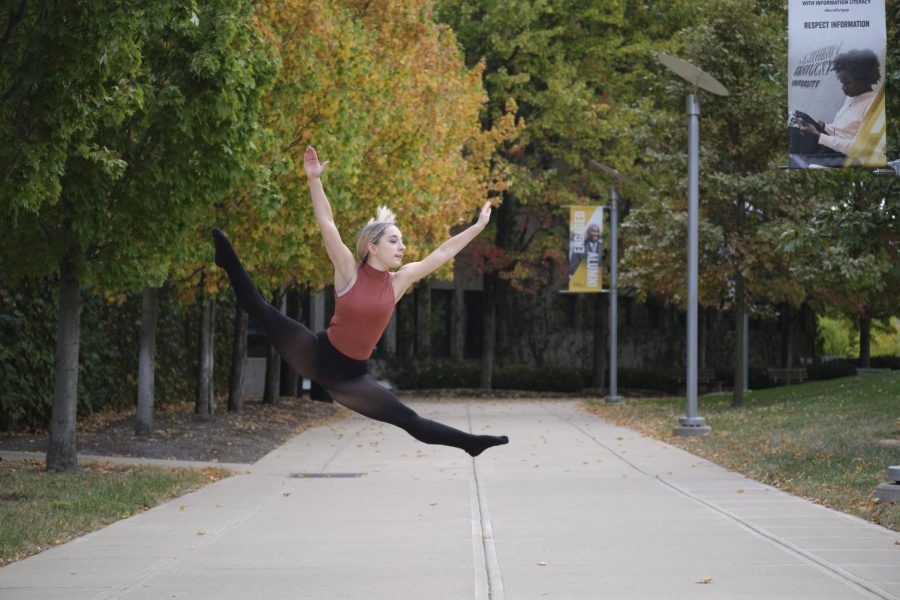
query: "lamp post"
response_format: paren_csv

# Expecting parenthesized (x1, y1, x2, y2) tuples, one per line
(589, 160, 631, 404)
(658, 53, 728, 437)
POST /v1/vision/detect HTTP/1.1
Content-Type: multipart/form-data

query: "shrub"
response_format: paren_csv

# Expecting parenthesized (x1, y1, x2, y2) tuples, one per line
(617, 368, 680, 394)
(748, 367, 777, 389)
(493, 365, 585, 393)
(0, 283, 56, 430)
(0, 280, 226, 431)
(807, 359, 858, 380)
(385, 359, 480, 389)
(871, 355, 900, 370)
(385, 360, 585, 392)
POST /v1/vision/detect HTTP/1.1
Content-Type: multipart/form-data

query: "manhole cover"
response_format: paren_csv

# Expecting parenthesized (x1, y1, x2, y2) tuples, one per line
(290, 472, 366, 478)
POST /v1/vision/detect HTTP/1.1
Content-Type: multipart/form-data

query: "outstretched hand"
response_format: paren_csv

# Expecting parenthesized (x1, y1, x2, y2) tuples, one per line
(476, 201, 492, 228)
(304, 146, 329, 179)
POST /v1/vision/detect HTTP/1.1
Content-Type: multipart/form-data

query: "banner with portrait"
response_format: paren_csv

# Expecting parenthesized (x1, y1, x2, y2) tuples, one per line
(568, 206, 604, 293)
(787, 0, 887, 168)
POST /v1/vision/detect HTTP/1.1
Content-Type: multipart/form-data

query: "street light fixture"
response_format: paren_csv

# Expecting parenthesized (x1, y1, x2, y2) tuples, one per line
(658, 53, 728, 437)
(589, 160, 633, 404)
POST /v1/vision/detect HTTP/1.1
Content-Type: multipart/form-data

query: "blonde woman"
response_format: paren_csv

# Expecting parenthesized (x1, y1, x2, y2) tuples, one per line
(212, 147, 508, 456)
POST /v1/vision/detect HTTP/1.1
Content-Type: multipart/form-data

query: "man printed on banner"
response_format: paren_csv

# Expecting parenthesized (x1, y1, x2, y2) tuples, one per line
(568, 206, 604, 293)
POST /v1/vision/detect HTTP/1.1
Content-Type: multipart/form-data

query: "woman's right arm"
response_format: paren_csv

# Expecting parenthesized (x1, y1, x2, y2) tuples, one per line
(304, 147, 357, 290)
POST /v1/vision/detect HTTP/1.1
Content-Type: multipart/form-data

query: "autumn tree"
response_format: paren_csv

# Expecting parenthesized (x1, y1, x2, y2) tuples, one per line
(195, 0, 517, 402)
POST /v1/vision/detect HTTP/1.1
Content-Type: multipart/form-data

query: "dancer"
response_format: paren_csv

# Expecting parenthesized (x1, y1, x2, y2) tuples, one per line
(212, 147, 508, 457)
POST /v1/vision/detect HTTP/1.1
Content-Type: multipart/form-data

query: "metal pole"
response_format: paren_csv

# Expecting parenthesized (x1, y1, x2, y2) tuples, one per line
(607, 187, 622, 403)
(675, 93, 710, 436)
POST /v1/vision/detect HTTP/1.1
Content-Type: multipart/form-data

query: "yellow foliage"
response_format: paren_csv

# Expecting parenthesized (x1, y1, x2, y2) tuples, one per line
(256, 0, 518, 286)
(173, 0, 520, 300)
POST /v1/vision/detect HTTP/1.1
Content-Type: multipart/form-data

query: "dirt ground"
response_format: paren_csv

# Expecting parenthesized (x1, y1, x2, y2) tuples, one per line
(0, 389, 596, 466)
(0, 397, 348, 465)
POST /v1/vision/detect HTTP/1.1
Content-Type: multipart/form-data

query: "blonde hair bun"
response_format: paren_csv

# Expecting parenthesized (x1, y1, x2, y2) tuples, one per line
(368, 205, 396, 225)
(357, 205, 398, 263)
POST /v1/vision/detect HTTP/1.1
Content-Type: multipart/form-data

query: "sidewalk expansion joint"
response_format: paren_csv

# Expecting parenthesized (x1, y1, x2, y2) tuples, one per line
(290, 472, 366, 478)
(543, 402, 896, 600)
(468, 403, 505, 600)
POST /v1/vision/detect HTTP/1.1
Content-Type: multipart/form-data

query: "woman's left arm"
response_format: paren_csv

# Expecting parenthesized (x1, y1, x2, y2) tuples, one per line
(393, 202, 492, 299)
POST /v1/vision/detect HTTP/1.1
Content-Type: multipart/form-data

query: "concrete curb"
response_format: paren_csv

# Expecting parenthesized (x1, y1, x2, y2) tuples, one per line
(0, 450, 251, 472)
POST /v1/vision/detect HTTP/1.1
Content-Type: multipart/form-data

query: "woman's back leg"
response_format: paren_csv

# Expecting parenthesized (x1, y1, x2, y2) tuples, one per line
(327, 375, 508, 457)
(212, 229, 318, 378)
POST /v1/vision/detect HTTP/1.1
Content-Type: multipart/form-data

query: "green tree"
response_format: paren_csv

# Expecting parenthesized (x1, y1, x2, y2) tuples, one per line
(0, 1, 276, 470)
(774, 0, 898, 368)
(436, 0, 699, 386)
(1, 0, 148, 472)
(777, 173, 899, 367)
(621, 0, 791, 406)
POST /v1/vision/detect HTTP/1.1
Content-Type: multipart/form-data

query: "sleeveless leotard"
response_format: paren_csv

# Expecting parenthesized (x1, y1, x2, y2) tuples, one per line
(326, 262, 395, 360)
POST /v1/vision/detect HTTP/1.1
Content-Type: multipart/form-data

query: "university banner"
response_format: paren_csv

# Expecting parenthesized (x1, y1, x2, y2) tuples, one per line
(567, 206, 603, 293)
(787, 0, 887, 168)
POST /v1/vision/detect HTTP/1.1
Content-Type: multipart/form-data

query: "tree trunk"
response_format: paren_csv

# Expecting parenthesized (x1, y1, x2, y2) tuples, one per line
(592, 293, 607, 389)
(698, 305, 707, 370)
(196, 292, 216, 419)
(135, 286, 159, 436)
(228, 304, 248, 412)
(803, 304, 817, 363)
(859, 314, 871, 368)
(397, 295, 415, 357)
(416, 279, 432, 358)
(46, 257, 81, 472)
(781, 303, 793, 369)
(732, 272, 746, 408)
(382, 313, 398, 356)
(450, 271, 465, 361)
(281, 288, 301, 397)
(263, 288, 285, 404)
(480, 273, 496, 389)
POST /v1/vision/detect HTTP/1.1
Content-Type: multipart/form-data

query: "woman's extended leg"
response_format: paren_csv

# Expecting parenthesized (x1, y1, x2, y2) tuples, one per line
(327, 375, 508, 456)
(212, 229, 318, 378)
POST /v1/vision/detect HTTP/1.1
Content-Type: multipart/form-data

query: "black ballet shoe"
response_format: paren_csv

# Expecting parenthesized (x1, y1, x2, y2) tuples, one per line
(467, 435, 509, 457)
(211, 228, 238, 269)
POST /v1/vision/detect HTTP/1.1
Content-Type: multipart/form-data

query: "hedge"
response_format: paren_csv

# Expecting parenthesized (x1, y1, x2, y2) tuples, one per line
(1, 280, 235, 431)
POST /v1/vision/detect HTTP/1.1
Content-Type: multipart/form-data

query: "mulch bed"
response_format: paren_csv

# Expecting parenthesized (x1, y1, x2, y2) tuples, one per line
(0, 397, 347, 465)
(0, 389, 639, 465)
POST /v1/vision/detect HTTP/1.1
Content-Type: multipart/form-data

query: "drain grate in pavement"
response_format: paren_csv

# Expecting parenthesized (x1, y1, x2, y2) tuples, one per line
(290, 472, 366, 478)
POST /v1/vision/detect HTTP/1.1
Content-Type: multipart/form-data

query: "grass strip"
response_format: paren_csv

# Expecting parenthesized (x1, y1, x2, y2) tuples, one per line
(583, 371, 900, 531)
(0, 460, 231, 565)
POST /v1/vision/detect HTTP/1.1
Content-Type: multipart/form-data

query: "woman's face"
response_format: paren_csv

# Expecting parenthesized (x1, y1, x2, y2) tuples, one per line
(586, 224, 600, 241)
(370, 225, 405, 268)
(836, 70, 869, 97)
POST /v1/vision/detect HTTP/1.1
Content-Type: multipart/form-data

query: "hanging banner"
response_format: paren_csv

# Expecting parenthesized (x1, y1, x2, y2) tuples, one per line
(568, 206, 604, 293)
(787, 0, 887, 168)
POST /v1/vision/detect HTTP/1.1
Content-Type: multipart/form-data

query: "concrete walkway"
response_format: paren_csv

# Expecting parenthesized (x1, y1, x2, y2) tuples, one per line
(1, 400, 898, 599)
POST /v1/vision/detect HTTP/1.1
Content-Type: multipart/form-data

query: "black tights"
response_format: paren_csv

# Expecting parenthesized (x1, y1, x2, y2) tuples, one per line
(212, 229, 508, 457)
